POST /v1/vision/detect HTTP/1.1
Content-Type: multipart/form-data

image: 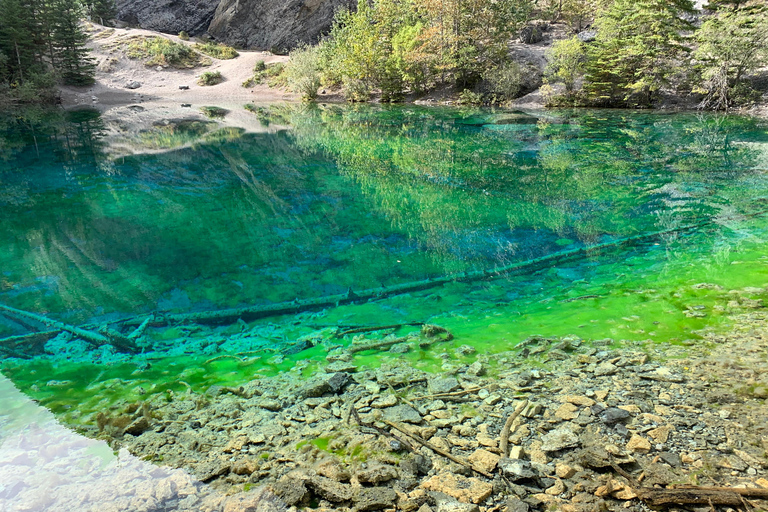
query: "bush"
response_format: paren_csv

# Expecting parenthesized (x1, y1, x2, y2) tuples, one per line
(198, 71, 223, 86)
(178, 31, 189, 41)
(254, 60, 266, 72)
(125, 36, 201, 68)
(200, 106, 229, 118)
(285, 45, 321, 100)
(194, 42, 239, 60)
(483, 62, 541, 103)
(241, 62, 286, 88)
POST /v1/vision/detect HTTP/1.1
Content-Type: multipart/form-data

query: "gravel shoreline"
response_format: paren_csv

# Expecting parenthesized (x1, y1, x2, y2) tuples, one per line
(71, 307, 768, 512)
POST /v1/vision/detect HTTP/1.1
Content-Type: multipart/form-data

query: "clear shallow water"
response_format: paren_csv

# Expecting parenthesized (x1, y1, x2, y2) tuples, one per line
(1, 104, 768, 423)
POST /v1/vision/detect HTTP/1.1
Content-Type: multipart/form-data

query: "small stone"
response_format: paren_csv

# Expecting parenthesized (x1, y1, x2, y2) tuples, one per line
(383, 404, 422, 424)
(618, 404, 641, 414)
(756, 478, 768, 488)
(352, 487, 398, 511)
(505, 498, 529, 512)
(599, 407, 630, 425)
(357, 463, 398, 484)
(564, 395, 595, 407)
(540, 426, 580, 452)
(307, 476, 352, 502)
(498, 458, 538, 481)
(594, 390, 609, 401)
(326, 372, 350, 392)
(467, 449, 500, 474)
(639, 367, 684, 383)
(390, 343, 410, 353)
(455, 345, 476, 356)
(545, 478, 565, 496)
(429, 377, 460, 394)
(420, 473, 493, 504)
(326, 361, 357, 373)
(124, 416, 151, 435)
(626, 434, 651, 454)
(371, 394, 399, 408)
(647, 424, 674, 443)
(466, 362, 485, 376)
(125, 81, 141, 89)
(555, 464, 576, 479)
(509, 446, 525, 460)
(257, 399, 282, 411)
(594, 362, 617, 376)
(435, 500, 480, 512)
(554, 403, 579, 421)
(753, 386, 768, 398)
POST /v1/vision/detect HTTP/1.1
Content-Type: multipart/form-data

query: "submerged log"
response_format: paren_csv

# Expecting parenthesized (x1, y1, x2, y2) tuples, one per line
(0, 303, 139, 354)
(113, 217, 731, 329)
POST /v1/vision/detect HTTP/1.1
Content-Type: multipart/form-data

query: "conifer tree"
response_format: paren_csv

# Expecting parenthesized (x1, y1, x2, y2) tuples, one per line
(52, 0, 96, 86)
(85, 0, 117, 26)
(584, 0, 695, 107)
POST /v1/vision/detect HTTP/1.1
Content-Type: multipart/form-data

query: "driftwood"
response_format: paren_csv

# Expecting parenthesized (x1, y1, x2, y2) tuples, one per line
(114, 218, 721, 330)
(128, 315, 154, 339)
(0, 303, 139, 354)
(414, 387, 482, 401)
(350, 408, 417, 454)
(500, 400, 529, 458)
(383, 419, 493, 478)
(348, 337, 408, 354)
(335, 323, 424, 338)
(635, 485, 768, 507)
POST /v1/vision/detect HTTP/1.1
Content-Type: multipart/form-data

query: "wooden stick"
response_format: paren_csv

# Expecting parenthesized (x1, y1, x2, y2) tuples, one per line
(635, 486, 768, 507)
(350, 408, 416, 454)
(128, 315, 153, 339)
(500, 400, 529, 458)
(414, 387, 481, 401)
(335, 323, 424, 338)
(0, 303, 139, 354)
(383, 419, 493, 478)
(348, 337, 408, 354)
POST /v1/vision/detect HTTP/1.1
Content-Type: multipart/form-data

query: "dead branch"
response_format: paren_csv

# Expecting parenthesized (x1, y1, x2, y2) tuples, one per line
(500, 400, 529, 458)
(335, 323, 424, 338)
(350, 408, 416, 454)
(413, 386, 482, 401)
(348, 337, 408, 354)
(383, 419, 493, 478)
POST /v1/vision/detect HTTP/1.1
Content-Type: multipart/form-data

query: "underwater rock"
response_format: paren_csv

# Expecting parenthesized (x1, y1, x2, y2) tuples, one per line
(540, 426, 580, 452)
(382, 405, 422, 424)
(428, 377, 460, 395)
(270, 474, 310, 506)
(498, 459, 538, 481)
(352, 487, 398, 511)
(124, 416, 151, 436)
(307, 475, 352, 502)
(356, 462, 398, 484)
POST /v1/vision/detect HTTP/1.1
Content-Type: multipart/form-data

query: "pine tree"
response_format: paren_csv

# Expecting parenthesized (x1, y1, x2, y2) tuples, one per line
(0, 0, 42, 83)
(583, 0, 695, 107)
(85, 0, 117, 26)
(52, 0, 95, 86)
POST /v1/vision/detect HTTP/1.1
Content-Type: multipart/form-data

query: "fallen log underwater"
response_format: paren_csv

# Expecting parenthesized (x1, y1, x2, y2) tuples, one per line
(0, 208, 765, 358)
(115, 215, 729, 329)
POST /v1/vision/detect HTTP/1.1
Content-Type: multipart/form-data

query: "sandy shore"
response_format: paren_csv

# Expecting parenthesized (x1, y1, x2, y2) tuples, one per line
(59, 23, 298, 111)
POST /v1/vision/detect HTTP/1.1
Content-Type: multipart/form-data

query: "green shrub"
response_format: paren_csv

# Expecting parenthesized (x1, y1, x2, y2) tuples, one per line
(241, 62, 287, 88)
(198, 71, 223, 86)
(178, 31, 189, 41)
(483, 62, 540, 103)
(125, 36, 201, 68)
(254, 60, 267, 72)
(193, 42, 239, 60)
(457, 89, 483, 105)
(285, 45, 321, 100)
(200, 106, 229, 118)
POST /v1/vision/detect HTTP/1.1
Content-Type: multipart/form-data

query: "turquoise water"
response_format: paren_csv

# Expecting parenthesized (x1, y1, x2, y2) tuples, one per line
(1, 104, 768, 422)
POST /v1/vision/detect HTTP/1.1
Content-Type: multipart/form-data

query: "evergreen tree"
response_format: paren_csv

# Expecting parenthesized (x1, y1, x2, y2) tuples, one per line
(85, 0, 117, 26)
(52, 0, 96, 86)
(693, 1, 768, 110)
(0, 0, 43, 83)
(584, 0, 695, 107)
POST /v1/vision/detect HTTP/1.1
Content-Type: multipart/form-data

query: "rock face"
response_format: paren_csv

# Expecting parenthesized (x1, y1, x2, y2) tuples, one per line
(208, 0, 356, 52)
(115, 0, 220, 36)
(115, 0, 356, 52)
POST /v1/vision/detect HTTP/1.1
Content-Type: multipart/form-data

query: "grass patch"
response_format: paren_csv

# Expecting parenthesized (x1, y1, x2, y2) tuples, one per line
(242, 62, 286, 88)
(194, 42, 239, 60)
(200, 106, 229, 119)
(125, 36, 208, 68)
(198, 71, 223, 86)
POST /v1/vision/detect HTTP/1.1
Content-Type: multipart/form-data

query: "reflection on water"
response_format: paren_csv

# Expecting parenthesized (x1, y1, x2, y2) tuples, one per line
(0, 373, 286, 512)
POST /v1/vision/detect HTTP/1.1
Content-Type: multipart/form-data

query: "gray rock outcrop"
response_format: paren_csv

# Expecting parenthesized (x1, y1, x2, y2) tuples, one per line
(208, 0, 356, 52)
(115, 0, 357, 52)
(115, 0, 219, 36)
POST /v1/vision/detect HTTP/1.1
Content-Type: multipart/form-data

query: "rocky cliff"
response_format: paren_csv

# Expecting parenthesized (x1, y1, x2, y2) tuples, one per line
(115, 0, 356, 52)
(115, 0, 220, 37)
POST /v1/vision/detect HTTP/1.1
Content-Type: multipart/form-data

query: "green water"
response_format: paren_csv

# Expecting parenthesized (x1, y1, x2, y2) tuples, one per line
(2, 104, 768, 424)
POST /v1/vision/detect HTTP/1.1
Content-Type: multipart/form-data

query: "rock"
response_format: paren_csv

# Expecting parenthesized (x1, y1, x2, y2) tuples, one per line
(326, 372, 350, 392)
(626, 434, 651, 454)
(208, 0, 356, 51)
(519, 23, 544, 44)
(466, 361, 484, 376)
(223, 488, 288, 512)
(505, 498, 529, 512)
(455, 345, 476, 356)
(125, 81, 141, 89)
(301, 372, 349, 397)
(509, 446, 525, 459)
(639, 367, 684, 383)
(307, 476, 352, 502)
(352, 487, 398, 511)
(326, 361, 357, 373)
(383, 405, 422, 424)
(467, 449, 500, 474)
(647, 424, 674, 443)
(421, 473, 493, 504)
(545, 478, 565, 496)
(554, 403, 578, 421)
(124, 416, 151, 435)
(115, 0, 220, 36)
(594, 362, 617, 376)
(179, 85, 190, 90)
(390, 343, 410, 353)
(371, 394, 398, 408)
(257, 399, 282, 411)
(598, 407, 631, 425)
(316, 460, 351, 482)
(540, 426, 580, 452)
(577, 30, 597, 42)
(195, 460, 230, 482)
(429, 377, 460, 395)
(555, 463, 576, 479)
(564, 395, 595, 407)
(498, 458, 538, 481)
(435, 500, 480, 512)
(356, 463, 398, 484)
